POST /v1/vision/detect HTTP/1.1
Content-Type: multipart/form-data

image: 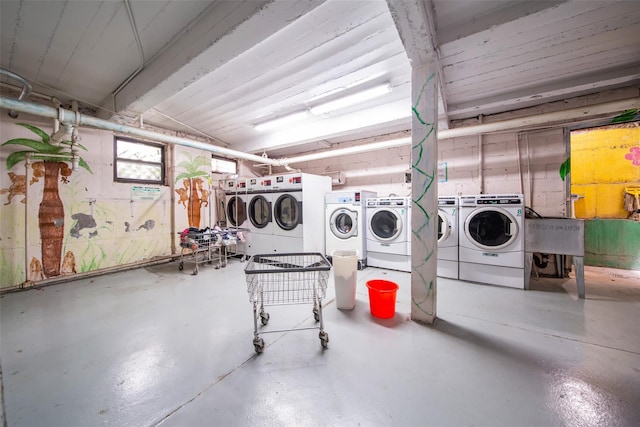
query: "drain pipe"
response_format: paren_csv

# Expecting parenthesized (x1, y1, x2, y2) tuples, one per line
(478, 114, 484, 194)
(0, 68, 32, 118)
(24, 153, 31, 285)
(0, 96, 282, 166)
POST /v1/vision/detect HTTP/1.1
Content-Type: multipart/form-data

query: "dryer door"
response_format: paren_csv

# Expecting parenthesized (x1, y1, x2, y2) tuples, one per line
(369, 209, 402, 241)
(227, 196, 246, 227)
(464, 207, 518, 250)
(274, 194, 302, 231)
(438, 209, 451, 244)
(248, 195, 271, 229)
(329, 208, 357, 239)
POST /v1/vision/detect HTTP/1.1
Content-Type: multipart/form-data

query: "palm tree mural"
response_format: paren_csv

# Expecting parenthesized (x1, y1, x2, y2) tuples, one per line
(175, 152, 210, 228)
(2, 123, 92, 278)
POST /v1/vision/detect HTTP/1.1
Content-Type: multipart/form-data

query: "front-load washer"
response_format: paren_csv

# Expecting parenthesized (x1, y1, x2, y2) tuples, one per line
(458, 194, 525, 288)
(325, 190, 377, 270)
(270, 173, 331, 254)
(437, 196, 459, 279)
(224, 178, 248, 229)
(366, 197, 411, 272)
(245, 176, 273, 256)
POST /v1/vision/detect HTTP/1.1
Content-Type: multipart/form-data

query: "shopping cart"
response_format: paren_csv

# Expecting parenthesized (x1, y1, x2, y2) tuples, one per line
(244, 253, 331, 353)
(177, 228, 223, 274)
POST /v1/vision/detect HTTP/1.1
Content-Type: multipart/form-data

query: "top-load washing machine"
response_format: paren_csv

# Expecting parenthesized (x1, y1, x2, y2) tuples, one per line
(224, 178, 247, 228)
(270, 173, 331, 254)
(458, 194, 525, 288)
(437, 196, 459, 279)
(325, 190, 377, 270)
(366, 197, 412, 272)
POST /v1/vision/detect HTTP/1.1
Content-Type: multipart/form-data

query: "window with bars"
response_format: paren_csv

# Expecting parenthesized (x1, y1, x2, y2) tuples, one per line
(211, 155, 237, 174)
(114, 137, 166, 184)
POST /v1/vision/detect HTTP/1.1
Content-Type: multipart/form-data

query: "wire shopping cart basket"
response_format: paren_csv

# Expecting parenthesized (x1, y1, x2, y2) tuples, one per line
(244, 253, 331, 353)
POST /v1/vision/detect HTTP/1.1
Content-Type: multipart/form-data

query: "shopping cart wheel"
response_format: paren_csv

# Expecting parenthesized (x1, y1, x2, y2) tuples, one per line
(319, 331, 329, 348)
(193, 267, 199, 275)
(253, 337, 265, 354)
(260, 312, 270, 326)
(313, 307, 320, 322)
(178, 262, 184, 271)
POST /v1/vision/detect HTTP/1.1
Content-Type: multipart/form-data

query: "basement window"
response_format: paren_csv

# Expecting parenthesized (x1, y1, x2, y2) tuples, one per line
(212, 155, 237, 174)
(114, 137, 166, 184)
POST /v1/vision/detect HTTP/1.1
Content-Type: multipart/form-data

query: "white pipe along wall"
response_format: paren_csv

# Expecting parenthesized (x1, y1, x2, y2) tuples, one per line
(2, 96, 638, 168)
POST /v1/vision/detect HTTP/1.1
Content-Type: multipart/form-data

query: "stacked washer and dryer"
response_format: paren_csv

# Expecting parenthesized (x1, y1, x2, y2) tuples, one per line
(365, 197, 412, 272)
(458, 194, 525, 289)
(325, 190, 377, 269)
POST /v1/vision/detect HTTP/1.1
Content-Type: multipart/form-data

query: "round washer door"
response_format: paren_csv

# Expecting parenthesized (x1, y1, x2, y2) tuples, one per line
(248, 195, 271, 229)
(438, 210, 451, 244)
(329, 208, 357, 239)
(464, 207, 518, 250)
(227, 196, 246, 227)
(369, 209, 402, 241)
(274, 194, 302, 230)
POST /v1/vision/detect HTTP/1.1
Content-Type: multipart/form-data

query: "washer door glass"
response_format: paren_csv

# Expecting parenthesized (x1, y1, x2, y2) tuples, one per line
(330, 209, 357, 239)
(274, 194, 301, 230)
(249, 196, 271, 229)
(438, 210, 451, 244)
(465, 207, 518, 250)
(370, 209, 402, 240)
(227, 196, 246, 227)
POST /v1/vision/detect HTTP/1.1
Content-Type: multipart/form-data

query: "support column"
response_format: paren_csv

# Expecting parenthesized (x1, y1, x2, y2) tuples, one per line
(410, 60, 438, 324)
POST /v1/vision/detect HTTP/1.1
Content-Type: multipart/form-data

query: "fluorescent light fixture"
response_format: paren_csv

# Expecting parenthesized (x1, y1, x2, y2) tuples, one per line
(310, 83, 392, 115)
(254, 111, 310, 131)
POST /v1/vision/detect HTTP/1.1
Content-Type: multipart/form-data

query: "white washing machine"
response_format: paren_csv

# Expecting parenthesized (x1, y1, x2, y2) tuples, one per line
(366, 197, 411, 272)
(325, 190, 377, 270)
(245, 177, 273, 256)
(224, 178, 248, 229)
(458, 194, 525, 289)
(437, 196, 459, 279)
(270, 173, 331, 254)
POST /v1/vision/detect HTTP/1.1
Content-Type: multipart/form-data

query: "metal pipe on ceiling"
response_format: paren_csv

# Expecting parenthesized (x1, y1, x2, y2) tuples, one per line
(280, 97, 639, 165)
(0, 96, 281, 166)
(0, 68, 33, 118)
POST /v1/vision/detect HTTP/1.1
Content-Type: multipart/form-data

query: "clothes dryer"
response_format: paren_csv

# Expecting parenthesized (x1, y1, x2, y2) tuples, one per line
(245, 177, 273, 256)
(325, 190, 377, 270)
(366, 197, 411, 272)
(458, 194, 525, 288)
(224, 178, 248, 229)
(437, 196, 459, 279)
(270, 173, 331, 254)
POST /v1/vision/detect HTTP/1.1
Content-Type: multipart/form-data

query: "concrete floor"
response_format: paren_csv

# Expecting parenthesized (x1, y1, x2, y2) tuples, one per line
(1, 258, 639, 427)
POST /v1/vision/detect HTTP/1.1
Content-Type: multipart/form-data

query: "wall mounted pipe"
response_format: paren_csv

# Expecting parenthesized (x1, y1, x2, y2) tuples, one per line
(0, 68, 33, 118)
(3, 95, 637, 168)
(279, 97, 639, 166)
(0, 96, 281, 166)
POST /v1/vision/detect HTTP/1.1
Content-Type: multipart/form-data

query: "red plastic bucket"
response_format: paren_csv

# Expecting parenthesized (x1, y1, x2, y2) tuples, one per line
(366, 280, 399, 319)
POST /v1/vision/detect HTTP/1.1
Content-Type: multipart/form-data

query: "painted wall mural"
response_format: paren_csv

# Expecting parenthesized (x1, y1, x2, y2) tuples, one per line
(175, 152, 211, 228)
(2, 123, 91, 279)
(1, 118, 173, 290)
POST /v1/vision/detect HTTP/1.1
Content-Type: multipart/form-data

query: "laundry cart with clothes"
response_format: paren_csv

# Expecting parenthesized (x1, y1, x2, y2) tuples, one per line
(177, 227, 224, 274)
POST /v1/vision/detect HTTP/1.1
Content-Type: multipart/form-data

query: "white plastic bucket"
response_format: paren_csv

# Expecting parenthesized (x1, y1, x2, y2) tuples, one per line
(332, 250, 358, 310)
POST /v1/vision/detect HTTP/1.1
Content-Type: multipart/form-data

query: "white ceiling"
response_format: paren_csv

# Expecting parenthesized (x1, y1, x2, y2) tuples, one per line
(1, 0, 639, 159)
